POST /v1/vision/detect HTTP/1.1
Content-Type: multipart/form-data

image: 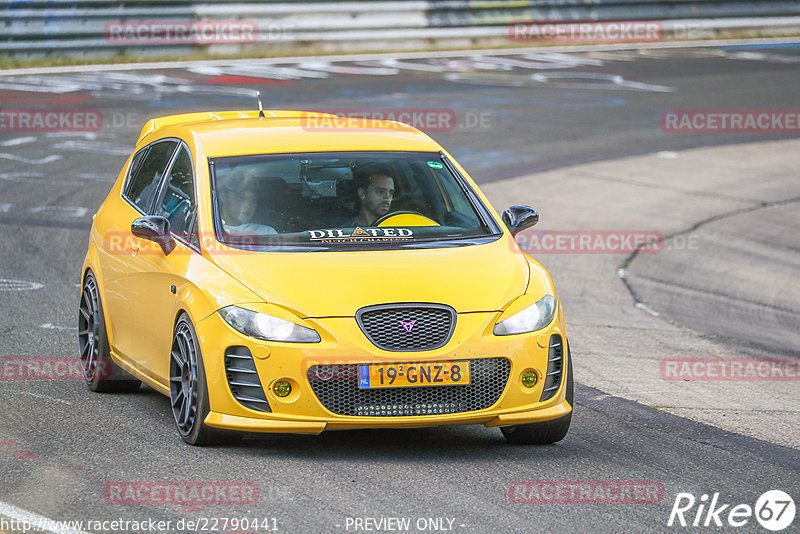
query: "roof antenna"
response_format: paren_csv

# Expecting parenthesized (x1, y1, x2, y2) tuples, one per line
(256, 91, 265, 118)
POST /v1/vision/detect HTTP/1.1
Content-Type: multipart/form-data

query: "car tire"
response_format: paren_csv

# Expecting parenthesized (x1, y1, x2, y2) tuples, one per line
(501, 349, 573, 445)
(79, 271, 141, 393)
(170, 312, 238, 446)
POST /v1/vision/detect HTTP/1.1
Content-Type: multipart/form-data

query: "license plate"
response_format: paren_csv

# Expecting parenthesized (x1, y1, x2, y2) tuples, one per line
(357, 361, 470, 389)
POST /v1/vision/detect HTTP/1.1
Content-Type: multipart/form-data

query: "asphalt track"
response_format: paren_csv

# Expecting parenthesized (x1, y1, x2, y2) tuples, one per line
(0, 40, 799, 533)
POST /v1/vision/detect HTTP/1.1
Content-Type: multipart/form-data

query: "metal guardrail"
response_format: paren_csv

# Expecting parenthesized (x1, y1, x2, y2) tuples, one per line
(1, 1, 800, 58)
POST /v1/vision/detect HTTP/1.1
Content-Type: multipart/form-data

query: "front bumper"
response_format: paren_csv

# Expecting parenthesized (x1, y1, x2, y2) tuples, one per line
(195, 308, 571, 434)
(204, 400, 572, 434)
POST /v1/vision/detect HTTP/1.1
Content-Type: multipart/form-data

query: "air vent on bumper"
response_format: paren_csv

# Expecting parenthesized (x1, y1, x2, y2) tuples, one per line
(540, 334, 563, 402)
(224, 346, 271, 412)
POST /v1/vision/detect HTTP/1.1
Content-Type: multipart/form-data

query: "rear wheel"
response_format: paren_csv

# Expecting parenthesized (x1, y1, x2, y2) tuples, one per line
(501, 351, 573, 445)
(170, 313, 236, 446)
(78, 271, 140, 393)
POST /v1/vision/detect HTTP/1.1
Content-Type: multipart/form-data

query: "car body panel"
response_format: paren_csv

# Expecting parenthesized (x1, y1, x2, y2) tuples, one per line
(193, 307, 569, 431)
(207, 237, 529, 318)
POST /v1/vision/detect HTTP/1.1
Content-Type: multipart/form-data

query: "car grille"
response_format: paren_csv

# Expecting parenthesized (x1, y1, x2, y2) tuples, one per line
(356, 303, 456, 352)
(307, 357, 510, 417)
(225, 346, 271, 412)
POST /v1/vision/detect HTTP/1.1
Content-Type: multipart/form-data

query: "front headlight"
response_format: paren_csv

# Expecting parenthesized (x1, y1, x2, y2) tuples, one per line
(493, 295, 557, 336)
(218, 306, 321, 343)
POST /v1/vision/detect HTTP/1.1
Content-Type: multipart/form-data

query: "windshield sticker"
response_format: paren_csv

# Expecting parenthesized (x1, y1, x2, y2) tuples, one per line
(308, 227, 413, 243)
(427, 161, 444, 169)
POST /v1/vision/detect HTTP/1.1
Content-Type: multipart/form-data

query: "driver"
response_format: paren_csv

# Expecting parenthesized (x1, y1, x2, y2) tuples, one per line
(219, 168, 278, 235)
(345, 173, 395, 227)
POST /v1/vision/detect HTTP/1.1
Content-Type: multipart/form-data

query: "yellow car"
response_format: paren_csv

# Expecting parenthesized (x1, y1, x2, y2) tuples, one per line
(79, 110, 572, 445)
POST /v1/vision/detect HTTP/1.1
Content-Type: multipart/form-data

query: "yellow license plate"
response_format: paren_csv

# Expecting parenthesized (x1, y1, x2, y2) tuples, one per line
(358, 361, 470, 389)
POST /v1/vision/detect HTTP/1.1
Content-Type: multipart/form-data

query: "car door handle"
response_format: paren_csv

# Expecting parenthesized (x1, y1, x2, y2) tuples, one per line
(131, 242, 140, 256)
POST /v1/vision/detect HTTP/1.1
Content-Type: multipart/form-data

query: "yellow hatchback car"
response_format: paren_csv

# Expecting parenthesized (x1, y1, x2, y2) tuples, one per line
(79, 110, 572, 445)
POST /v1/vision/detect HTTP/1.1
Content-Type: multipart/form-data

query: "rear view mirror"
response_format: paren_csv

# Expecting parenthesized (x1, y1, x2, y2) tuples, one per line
(502, 205, 539, 236)
(131, 216, 175, 256)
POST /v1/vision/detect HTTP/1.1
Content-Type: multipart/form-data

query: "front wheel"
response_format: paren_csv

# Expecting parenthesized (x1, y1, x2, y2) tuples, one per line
(170, 313, 234, 446)
(78, 271, 140, 393)
(501, 351, 573, 445)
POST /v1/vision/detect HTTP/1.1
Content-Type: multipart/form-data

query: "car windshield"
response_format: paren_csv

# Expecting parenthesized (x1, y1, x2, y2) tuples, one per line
(210, 151, 500, 250)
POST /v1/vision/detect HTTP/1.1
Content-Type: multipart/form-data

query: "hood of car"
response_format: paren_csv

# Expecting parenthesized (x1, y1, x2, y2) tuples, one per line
(208, 237, 529, 318)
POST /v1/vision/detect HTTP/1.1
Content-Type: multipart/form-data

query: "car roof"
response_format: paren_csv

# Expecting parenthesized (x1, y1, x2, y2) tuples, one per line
(136, 110, 443, 157)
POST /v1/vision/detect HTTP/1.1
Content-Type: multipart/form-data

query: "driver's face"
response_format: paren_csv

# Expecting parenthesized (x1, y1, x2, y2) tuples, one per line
(362, 176, 394, 219)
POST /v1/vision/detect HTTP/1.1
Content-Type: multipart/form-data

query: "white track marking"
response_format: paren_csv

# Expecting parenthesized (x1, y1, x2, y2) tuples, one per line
(727, 50, 800, 63)
(188, 64, 329, 79)
(657, 151, 679, 159)
(43, 132, 98, 139)
(429, 57, 509, 71)
(39, 323, 75, 331)
(51, 140, 130, 156)
(0, 172, 86, 187)
(0, 137, 37, 147)
(77, 172, 115, 182)
(0, 203, 10, 213)
(636, 47, 727, 59)
(531, 72, 674, 92)
(13, 390, 74, 406)
(2, 37, 798, 76)
(520, 51, 606, 67)
(365, 58, 448, 72)
(0, 500, 90, 534)
(0, 171, 43, 181)
(300, 60, 399, 75)
(0, 154, 62, 164)
(584, 50, 645, 62)
(619, 271, 661, 317)
(0, 79, 85, 91)
(443, 73, 527, 87)
(635, 302, 661, 317)
(474, 54, 603, 69)
(29, 206, 88, 218)
(0, 38, 792, 96)
(0, 280, 44, 291)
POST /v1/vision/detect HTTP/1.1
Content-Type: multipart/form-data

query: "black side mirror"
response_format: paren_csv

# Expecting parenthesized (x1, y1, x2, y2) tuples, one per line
(502, 205, 539, 236)
(131, 216, 175, 256)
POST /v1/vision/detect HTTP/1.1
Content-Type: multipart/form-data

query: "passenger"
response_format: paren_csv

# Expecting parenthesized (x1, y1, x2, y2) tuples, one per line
(218, 168, 277, 235)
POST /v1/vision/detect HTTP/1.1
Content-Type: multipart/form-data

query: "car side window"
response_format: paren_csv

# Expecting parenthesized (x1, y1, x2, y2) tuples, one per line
(126, 146, 148, 183)
(124, 140, 179, 213)
(154, 145, 196, 245)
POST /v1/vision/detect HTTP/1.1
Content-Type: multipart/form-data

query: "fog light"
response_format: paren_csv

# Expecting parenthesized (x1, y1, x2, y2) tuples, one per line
(274, 380, 292, 397)
(522, 370, 538, 388)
